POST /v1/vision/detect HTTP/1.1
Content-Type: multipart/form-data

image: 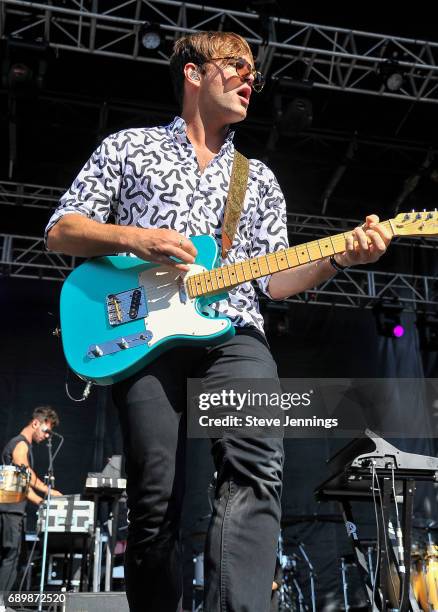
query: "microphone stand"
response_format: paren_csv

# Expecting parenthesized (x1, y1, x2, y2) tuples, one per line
(38, 436, 54, 612)
(297, 542, 316, 612)
(37, 431, 63, 612)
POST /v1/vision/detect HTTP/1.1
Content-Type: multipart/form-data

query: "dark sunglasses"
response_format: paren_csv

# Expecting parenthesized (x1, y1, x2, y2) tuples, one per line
(207, 56, 265, 92)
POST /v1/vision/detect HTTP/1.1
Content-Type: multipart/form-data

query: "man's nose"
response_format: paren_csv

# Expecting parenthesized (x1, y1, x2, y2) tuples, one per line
(243, 72, 255, 87)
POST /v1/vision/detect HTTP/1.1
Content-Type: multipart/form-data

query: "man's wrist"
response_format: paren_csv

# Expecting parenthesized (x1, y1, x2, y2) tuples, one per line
(117, 224, 138, 253)
(329, 254, 349, 272)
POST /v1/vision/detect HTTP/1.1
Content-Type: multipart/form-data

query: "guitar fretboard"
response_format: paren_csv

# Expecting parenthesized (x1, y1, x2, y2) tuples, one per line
(186, 220, 394, 298)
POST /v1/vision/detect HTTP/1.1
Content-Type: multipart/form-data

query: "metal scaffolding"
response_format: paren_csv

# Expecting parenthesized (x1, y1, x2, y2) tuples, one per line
(2, 0, 438, 103)
(1, 232, 437, 310)
(1, 233, 77, 281)
(285, 269, 438, 310)
(2, 179, 437, 252)
(0, 180, 64, 210)
(285, 212, 438, 251)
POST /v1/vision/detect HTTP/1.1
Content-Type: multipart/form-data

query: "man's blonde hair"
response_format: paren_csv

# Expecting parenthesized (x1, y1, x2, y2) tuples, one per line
(169, 31, 254, 108)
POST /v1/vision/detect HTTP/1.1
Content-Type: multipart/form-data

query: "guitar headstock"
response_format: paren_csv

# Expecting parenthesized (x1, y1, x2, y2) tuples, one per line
(392, 210, 438, 237)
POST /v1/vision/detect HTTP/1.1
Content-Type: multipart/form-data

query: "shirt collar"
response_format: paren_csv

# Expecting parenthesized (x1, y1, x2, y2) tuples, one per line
(167, 116, 235, 151)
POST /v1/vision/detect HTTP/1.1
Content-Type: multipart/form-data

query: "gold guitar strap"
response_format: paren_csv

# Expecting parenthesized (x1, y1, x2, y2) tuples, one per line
(221, 150, 250, 260)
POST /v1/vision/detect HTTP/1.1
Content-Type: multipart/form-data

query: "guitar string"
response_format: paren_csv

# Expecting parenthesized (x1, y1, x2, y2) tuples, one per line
(134, 229, 371, 299)
(109, 217, 431, 302)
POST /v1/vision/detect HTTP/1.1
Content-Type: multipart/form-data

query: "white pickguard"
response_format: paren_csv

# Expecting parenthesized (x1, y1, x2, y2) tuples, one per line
(138, 264, 229, 347)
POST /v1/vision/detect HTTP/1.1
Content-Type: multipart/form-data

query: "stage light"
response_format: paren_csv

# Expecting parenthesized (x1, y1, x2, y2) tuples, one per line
(386, 71, 404, 92)
(1, 39, 50, 93)
(282, 97, 313, 134)
(416, 312, 438, 351)
(378, 60, 405, 92)
(272, 79, 314, 136)
(392, 324, 405, 338)
(7, 63, 33, 88)
(139, 22, 162, 51)
(372, 299, 405, 339)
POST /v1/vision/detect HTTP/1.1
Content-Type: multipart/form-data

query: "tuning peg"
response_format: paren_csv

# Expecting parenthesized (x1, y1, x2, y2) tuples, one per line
(416, 212, 422, 220)
(427, 212, 433, 220)
(403, 213, 410, 221)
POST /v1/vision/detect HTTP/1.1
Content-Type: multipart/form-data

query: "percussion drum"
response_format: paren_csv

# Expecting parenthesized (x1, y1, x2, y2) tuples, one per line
(0, 464, 30, 503)
(412, 544, 438, 612)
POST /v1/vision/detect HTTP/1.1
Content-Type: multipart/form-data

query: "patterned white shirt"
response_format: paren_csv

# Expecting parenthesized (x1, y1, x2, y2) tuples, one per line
(45, 116, 289, 333)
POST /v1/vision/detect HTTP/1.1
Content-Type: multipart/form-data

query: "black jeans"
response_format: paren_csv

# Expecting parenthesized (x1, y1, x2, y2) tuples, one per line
(0, 512, 24, 596)
(112, 330, 284, 612)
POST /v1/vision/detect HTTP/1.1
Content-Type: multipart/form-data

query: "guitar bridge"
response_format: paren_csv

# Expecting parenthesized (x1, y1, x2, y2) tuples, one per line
(107, 287, 148, 326)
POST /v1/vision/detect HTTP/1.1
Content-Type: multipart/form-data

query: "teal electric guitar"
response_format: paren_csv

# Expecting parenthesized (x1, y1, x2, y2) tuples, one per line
(59, 212, 438, 385)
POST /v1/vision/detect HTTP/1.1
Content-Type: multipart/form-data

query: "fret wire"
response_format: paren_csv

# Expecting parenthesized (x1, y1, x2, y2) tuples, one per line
(188, 276, 196, 297)
(193, 275, 203, 296)
(222, 265, 231, 287)
(285, 248, 295, 267)
(199, 273, 207, 295)
(237, 263, 245, 283)
(329, 235, 337, 253)
(216, 268, 224, 289)
(228, 263, 238, 285)
(304, 243, 312, 261)
(210, 269, 219, 291)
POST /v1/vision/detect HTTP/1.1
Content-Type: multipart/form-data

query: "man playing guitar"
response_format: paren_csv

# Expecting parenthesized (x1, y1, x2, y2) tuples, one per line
(45, 31, 391, 612)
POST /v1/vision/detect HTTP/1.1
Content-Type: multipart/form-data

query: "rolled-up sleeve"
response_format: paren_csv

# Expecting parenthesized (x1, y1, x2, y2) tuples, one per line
(251, 165, 289, 298)
(44, 134, 123, 246)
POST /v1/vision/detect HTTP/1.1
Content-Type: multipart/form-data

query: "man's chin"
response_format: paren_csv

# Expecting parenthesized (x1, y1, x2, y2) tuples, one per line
(228, 104, 248, 123)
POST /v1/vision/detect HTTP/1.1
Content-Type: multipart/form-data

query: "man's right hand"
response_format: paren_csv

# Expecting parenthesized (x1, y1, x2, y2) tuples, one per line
(51, 489, 63, 497)
(47, 215, 198, 271)
(127, 227, 198, 271)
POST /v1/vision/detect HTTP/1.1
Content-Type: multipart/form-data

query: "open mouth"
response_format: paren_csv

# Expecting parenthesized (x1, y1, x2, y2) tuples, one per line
(237, 87, 251, 105)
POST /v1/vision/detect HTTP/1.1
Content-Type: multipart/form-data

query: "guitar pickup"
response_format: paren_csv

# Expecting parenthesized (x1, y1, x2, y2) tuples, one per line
(106, 287, 148, 326)
(129, 289, 142, 319)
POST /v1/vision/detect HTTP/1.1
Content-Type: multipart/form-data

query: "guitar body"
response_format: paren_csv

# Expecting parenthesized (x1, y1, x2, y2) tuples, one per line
(60, 235, 234, 385)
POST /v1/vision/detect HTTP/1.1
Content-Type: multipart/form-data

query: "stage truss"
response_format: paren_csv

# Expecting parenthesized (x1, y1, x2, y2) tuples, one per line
(1, 179, 437, 251)
(1, 232, 437, 310)
(2, 0, 438, 103)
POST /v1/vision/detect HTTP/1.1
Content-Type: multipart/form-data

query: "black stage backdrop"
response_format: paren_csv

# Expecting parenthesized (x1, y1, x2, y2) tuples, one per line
(1, 276, 438, 610)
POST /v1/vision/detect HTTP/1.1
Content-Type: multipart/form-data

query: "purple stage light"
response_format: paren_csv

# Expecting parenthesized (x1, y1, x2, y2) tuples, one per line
(392, 324, 405, 338)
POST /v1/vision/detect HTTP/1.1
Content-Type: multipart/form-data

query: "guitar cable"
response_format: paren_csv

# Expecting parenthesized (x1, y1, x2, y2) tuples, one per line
(371, 464, 381, 608)
(372, 465, 399, 609)
(391, 466, 407, 610)
(64, 365, 94, 402)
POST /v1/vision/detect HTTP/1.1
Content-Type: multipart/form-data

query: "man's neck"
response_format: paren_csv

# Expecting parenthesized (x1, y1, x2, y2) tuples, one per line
(181, 109, 229, 154)
(20, 426, 32, 444)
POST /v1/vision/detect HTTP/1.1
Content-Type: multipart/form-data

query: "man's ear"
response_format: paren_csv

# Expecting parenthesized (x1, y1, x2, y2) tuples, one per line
(184, 62, 201, 86)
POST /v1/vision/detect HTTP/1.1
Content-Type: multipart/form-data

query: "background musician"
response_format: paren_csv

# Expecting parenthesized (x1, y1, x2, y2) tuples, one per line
(0, 406, 62, 596)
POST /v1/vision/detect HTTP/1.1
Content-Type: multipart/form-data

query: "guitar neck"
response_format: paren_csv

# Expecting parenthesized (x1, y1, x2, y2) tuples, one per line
(186, 220, 395, 299)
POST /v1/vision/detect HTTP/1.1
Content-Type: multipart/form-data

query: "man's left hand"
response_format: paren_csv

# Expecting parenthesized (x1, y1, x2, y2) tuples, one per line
(335, 214, 392, 268)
